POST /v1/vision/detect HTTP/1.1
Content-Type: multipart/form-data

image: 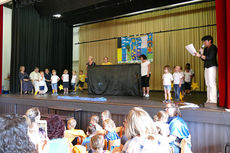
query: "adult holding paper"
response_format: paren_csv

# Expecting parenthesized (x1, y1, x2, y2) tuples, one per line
(196, 35, 218, 104)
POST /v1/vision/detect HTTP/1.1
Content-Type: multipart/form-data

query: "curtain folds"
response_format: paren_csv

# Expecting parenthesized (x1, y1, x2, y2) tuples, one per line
(0, 5, 3, 94)
(78, 1, 217, 91)
(216, 0, 230, 108)
(10, 5, 73, 93)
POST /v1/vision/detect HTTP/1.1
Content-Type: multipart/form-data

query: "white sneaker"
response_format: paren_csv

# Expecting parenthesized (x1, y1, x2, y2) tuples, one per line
(143, 93, 146, 97)
(145, 94, 149, 98)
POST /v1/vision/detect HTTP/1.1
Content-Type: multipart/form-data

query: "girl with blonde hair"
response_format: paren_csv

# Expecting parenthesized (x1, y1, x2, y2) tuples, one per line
(122, 107, 170, 153)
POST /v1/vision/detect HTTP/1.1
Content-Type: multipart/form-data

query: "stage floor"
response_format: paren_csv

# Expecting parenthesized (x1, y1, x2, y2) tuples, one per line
(0, 91, 225, 112)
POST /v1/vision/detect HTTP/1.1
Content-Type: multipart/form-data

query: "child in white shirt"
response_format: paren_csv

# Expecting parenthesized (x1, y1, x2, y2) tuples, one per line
(51, 69, 60, 95)
(173, 66, 183, 101)
(184, 63, 195, 95)
(162, 65, 173, 103)
(71, 71, 77, 94)
(62, 69, 69, 94)
(39, 71, 47, 95)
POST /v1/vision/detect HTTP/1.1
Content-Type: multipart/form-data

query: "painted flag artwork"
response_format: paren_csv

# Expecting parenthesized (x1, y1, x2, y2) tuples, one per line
(117, 33, 153, 63)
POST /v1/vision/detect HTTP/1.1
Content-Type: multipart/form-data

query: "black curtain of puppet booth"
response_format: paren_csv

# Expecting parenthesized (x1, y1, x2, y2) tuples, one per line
(10, 4, 73, 93)
(87, 64, 142, 96)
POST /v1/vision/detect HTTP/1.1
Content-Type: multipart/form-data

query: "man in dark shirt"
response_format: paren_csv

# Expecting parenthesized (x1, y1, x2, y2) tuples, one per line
(196, 35, 217, 103)
(44, 68, 52, 93)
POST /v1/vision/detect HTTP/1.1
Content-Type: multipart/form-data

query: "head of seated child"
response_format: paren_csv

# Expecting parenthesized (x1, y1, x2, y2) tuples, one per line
(103, 118, 116, 133)
(90, 134, 105, 153)
(87, 125, 96, 136)
(101, 110, 111, 121)
(90, 115, 99, 126)
(154, 111, 168, 123)
(67, 118, 77, 130)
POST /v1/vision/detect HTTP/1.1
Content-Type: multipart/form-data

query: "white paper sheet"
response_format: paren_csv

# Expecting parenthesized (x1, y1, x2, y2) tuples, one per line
(185, 44, 197, 56)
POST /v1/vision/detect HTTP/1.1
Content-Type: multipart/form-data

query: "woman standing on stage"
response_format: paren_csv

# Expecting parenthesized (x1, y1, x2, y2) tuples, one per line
(140, 54, 151, 98)
(19, 66, 33, 94)
(86, 56, 96, 83)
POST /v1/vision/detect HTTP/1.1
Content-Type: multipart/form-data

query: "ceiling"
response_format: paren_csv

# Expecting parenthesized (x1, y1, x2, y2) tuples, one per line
(34, 0, 205, 26)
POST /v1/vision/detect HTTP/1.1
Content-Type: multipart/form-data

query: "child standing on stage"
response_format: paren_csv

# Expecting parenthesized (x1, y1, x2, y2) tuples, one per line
(77, 70, 86, 91)
(162, 65, 173, 103)
(71, 71, 77, 93)
(39, 71, 47, 95)
(184, 63, 195, 95)
(62, 69, 69, 94)
(51, 69, 60, 95)
(173, 66, 183, 101)
(180, 66, 185, 96)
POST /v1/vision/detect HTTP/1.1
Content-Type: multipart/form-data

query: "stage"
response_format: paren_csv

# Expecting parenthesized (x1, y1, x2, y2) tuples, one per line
(0, 91, 229, 153)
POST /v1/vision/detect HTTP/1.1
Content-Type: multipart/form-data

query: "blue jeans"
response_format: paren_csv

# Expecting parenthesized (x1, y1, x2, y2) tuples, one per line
(174, 84, 180, 101)
(71, 83, 76, 91)
(51, 83, 57, 90)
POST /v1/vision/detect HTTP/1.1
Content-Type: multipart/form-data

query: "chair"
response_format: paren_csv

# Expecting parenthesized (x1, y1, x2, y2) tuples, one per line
(73, 145, 87, 153)
(225, 142, 230, 153)
(180, 135, 192, 153)
(20, 80, 34, 95)
(115, 126, 123, 137)
(64, 130, 86, 145)
(97, 130, 106, 135)
(20, 80, 23, 95)
(106, 139, 121, 151)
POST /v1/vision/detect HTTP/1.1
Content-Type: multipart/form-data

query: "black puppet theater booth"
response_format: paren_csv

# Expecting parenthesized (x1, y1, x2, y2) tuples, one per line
(87, 64, 142, 96)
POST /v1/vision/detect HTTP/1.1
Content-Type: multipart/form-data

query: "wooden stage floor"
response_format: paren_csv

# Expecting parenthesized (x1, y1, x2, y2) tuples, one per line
(0, 90, 225, 112)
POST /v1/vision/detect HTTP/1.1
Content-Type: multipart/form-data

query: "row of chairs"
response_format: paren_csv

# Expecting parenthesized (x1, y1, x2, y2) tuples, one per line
(68, 126, 124, 152)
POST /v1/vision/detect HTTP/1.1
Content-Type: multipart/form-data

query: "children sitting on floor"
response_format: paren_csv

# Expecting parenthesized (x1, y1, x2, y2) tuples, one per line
(90, 115, 103, 131)
(90, 134, 110, 153)
(77, 70, 86, 91)
(64, 118, 86, 146)
(103, 119, 120, 152)
(82, 125, 97, 151)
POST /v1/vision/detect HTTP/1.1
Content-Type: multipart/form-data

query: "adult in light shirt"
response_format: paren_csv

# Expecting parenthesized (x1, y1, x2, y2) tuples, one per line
(29, 67, 41, 94)
(140, 54, 151, 98)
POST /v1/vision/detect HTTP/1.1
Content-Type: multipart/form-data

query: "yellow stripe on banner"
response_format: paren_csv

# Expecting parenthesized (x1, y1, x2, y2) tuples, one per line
(117, 48, 122, 63)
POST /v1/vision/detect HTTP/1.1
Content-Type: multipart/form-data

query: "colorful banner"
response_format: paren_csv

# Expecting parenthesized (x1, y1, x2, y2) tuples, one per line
(117, 33, 153, 63)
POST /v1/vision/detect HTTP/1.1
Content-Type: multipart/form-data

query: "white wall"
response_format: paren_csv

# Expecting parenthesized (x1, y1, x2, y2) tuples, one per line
(73, 27, 79, 61)
(2, 6, 12, 91)
(72, 27, 79, 72)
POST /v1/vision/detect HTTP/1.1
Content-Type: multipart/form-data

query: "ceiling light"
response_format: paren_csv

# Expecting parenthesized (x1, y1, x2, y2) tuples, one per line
(53, 14, 62, 18)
